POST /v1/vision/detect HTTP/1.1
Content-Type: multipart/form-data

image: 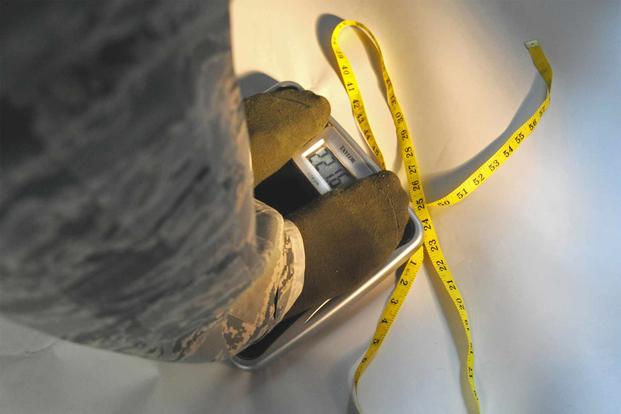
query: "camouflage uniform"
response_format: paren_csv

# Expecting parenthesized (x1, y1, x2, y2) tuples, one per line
(0, 1, 304, 361)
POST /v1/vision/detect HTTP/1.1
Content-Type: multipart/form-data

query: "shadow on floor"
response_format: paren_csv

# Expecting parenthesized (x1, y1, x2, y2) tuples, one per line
(238, 72, 278, 98)
(425, 75, 546, 202)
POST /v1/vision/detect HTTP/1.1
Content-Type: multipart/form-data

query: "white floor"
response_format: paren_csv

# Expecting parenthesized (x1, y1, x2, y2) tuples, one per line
(2, 1, 620, 413)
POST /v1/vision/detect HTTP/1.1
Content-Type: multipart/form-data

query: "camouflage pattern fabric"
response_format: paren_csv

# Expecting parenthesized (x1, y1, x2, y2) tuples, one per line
(0, 1, 304, 361)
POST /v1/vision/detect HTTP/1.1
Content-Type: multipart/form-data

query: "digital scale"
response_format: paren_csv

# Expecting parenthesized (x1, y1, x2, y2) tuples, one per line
(231, 81, 423, 369)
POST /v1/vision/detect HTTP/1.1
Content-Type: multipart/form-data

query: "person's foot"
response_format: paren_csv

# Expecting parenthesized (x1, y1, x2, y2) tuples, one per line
(244, 88, 330, 186)
(236, 170, 409, 360)
(285, 170, 409, 317)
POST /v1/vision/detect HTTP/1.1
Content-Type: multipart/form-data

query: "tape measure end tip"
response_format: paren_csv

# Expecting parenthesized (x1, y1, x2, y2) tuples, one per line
(524, 39, 540, 48)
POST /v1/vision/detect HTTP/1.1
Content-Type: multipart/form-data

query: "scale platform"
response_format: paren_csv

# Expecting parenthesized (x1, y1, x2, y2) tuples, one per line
(231, 82, 423, 369)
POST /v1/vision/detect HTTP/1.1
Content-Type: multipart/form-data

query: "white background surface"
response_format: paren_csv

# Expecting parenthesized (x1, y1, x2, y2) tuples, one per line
(1, 1, 620, 413)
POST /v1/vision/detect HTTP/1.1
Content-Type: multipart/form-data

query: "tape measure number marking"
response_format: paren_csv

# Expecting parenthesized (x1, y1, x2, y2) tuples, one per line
(331, 19, 552, 413)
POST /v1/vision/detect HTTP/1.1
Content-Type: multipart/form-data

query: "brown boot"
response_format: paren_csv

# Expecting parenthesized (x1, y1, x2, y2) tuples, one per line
(286, 170, 409, 317)
(244, 88, 330, 186)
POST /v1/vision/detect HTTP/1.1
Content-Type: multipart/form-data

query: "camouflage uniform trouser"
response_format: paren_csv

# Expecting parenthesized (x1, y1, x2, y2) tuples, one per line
(0, 0, 304, 362)
(184, 201, 305, 361)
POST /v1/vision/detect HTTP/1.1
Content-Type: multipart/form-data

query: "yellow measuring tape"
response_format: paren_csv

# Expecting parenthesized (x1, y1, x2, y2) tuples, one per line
(331, 20, 552, 412)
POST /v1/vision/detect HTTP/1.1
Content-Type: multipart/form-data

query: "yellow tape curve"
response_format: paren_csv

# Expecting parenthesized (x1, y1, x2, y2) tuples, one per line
(331, 19, 552, 413)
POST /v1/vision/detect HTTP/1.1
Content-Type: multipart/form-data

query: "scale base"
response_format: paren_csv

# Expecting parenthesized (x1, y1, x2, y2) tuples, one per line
(231, 81, 423, 369)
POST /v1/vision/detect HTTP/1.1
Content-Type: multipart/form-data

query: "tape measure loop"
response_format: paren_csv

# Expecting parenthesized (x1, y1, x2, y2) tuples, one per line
(332, 19, 551, 414)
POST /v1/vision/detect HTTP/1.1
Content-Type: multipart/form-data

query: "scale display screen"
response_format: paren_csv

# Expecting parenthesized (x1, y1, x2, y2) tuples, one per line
(307, 146, 355, 189)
